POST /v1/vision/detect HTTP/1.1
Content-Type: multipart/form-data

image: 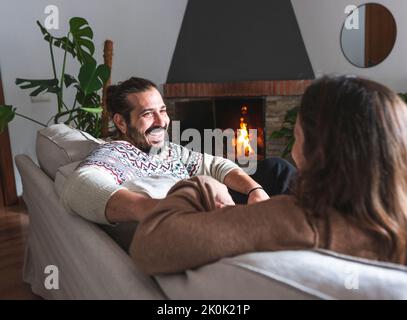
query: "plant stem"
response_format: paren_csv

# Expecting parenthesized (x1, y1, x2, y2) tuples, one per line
(62, 101, 70, 111)
(46, 115, 55, 126)
(67, 96, 77, 123)
(71, 96, 77, 110)
(49, 38, 63, 114)
(63, 101, 79, 127)
(59, 33, 69, 113)
(15, 112, 47, 127)
(49, 41, 57, 80)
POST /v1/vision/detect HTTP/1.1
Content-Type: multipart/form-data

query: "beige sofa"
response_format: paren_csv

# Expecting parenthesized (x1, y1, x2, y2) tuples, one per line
(15, 124, 407, 299)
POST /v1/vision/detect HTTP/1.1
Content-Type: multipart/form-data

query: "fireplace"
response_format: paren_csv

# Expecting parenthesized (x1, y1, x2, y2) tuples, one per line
(163, 0, 314, 161)
(164, 80, 311, 160)
(169, 97, 265, 160)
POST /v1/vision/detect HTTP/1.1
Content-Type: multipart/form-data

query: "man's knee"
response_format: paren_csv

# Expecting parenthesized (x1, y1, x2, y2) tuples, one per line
(258, 157, 296, 176)
(251, 157, 297, 196)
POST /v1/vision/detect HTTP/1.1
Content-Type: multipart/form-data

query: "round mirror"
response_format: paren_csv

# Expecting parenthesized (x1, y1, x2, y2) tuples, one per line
(340, 3, 396, 68)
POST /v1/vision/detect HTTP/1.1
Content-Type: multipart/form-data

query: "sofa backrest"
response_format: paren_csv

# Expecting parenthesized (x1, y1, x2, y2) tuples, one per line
(36, 124, 103, 180)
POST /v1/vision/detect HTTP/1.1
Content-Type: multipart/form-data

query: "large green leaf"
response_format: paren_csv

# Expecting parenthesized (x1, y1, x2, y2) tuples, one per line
(0, 105, 16, 133)
(270, 131, 285, 139)
(75, 85, 100, 106)
(81, 106, 103, 114)
(37, 21, 76, 58)
(15, 78, 59, 96)
(69, 17, 95, 65)
(78, 61, 110, 96)
(282, 138, 295, 158)
(285, 107, 298, 124)
(270, 127, 293, 138)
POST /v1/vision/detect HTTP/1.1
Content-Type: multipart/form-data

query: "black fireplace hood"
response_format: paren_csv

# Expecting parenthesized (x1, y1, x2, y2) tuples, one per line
(166, 0, 315, 83)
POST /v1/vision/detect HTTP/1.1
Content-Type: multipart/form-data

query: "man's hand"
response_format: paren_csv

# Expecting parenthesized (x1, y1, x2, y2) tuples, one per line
(247, 188, 270, 204)
(214, 190, 235, 208)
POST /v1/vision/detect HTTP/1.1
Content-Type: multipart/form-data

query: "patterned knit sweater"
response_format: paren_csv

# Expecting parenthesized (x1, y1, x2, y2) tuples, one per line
(61, 140, 239, 224)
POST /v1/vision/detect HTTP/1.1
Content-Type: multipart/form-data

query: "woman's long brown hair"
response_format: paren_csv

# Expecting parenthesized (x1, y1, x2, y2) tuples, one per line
(296, 76, 407, 264)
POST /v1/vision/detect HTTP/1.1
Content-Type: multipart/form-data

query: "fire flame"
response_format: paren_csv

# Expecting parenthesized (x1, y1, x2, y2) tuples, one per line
(236, 106, 253, 158)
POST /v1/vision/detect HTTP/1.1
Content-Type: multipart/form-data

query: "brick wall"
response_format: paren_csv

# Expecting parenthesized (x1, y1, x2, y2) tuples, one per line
(265, 96, 301, 159)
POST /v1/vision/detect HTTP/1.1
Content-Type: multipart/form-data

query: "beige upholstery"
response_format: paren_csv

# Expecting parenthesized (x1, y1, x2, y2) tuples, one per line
(156, 250, 407, 299)
(16, 154, 164, 299)
(36, 124, 102, 180)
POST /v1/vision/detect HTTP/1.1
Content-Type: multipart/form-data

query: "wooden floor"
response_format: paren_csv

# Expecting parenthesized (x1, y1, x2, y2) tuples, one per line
(0, 203, 41, 299)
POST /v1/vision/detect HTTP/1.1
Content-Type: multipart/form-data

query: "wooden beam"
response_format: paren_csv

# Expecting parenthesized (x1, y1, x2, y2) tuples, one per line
(102, 40, 113, 138)
(0, 72, 18, 207)
(0, 176, 3, 208)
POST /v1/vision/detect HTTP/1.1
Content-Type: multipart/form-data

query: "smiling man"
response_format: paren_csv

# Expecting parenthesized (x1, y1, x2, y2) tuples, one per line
(112, 83, 170, 152)
(61, 77, 295, 226)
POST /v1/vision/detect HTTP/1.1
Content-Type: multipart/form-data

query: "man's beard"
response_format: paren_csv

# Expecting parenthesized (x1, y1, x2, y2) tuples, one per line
(126, 125, 168, 153)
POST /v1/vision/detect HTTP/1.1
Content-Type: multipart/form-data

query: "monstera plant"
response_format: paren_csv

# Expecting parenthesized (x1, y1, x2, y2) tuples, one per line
(0, 17, 110, 138)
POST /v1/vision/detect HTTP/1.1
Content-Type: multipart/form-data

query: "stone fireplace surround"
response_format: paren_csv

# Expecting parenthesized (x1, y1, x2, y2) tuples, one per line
(164, 80, 312, 159)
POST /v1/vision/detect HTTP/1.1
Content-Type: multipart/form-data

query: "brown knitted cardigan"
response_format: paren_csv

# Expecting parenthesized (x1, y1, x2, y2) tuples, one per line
(130, 176, 402, 275)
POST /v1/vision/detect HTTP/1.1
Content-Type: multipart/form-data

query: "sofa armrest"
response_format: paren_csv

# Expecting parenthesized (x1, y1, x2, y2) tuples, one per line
(155, 250, 407, 300)
(15, 154, 164, 299)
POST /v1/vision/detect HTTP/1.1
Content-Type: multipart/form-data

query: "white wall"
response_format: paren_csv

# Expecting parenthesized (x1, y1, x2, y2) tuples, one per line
(0, 0, 187, 194)
(291, 0, 407, 91)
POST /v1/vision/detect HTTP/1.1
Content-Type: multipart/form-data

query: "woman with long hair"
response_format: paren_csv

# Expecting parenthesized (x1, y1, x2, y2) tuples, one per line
(130, 76, 407, 275)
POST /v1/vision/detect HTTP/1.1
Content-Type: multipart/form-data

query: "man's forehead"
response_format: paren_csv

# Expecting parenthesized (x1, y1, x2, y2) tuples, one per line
(126, 89, 164, 110)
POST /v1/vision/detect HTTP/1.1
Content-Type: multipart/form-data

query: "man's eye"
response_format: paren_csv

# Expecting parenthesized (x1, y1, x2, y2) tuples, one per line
(160, 109, 167, 114)
(142, 112, 153, 118)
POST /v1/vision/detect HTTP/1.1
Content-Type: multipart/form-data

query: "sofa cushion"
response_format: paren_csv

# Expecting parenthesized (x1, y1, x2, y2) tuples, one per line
(36, 124, 103, 180)
(155, 250, 407, 299)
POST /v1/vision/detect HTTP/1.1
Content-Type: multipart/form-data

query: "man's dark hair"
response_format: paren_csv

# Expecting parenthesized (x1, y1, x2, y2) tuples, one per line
(106, 77, 158, 125)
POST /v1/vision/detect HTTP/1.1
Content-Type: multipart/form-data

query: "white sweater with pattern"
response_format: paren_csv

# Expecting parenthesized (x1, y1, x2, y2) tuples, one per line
(61, 140, 239, 224)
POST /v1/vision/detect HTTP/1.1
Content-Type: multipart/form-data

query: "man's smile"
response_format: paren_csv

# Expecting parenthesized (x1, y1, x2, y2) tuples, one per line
(146, 128, 166, 142)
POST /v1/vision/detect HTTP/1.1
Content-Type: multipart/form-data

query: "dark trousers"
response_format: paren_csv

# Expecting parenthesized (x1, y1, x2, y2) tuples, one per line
(228, 157, 297, 204)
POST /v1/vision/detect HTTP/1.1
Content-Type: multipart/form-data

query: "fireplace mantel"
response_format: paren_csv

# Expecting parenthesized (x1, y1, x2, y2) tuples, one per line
(163, 80, 313, 98)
